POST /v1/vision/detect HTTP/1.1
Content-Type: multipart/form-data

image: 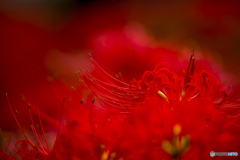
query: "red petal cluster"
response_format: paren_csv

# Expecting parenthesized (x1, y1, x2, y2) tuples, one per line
(49, 54, 240, 159)
(2, 54, 240, 160)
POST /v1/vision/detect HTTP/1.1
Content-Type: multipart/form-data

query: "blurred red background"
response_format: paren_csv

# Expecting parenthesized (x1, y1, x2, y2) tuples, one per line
(1, 0, 240, 136)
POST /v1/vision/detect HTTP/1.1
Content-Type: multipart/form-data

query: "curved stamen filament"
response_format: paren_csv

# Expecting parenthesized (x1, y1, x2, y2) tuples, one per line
(6, 95, 45, 155)
(32, 72, 50, 153)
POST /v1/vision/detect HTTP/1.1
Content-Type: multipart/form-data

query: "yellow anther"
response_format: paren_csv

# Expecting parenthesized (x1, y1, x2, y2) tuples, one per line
(162, 125, 191, 159)
(173, 124, 181, 135)
(161, 140, 173, 155)
(157, 90, 169, 103)
(100, 144, 105, 151)
(110, 152, 116, 158)
(180, 90, 185, 101)
(101, 151, 108, 160)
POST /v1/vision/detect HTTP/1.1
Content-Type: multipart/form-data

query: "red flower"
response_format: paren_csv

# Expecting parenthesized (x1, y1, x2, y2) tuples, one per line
(50, 54, 240, 159)
(2, 53, 240, 160)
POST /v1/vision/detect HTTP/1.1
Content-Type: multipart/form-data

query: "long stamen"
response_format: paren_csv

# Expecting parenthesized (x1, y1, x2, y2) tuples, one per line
(223, 69, 238, 91)
(77, 68, 144, 110)
(35, 124, 47, 151)
(48, 82, 99, 131)
(0, 130, 19, 156)
(32, 72, 50, 153)
(0, 134, 11, 160)
(89, 56, 131, 86)
(185, 51, 196, 85)
(5, 93, 44, 154)
(28, 104, 48, 155)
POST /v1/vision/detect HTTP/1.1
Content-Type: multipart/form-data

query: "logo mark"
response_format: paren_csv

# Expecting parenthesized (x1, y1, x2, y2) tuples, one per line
(210, 151, 215, 157)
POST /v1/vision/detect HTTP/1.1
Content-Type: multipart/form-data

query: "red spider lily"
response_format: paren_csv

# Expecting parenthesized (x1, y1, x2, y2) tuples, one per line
(51, 53, 239, 160)
(2, 53, 240, 160)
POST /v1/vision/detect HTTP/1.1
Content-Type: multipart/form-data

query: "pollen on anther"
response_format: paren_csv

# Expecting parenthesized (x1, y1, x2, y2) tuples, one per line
(157, 90, 169, 103)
